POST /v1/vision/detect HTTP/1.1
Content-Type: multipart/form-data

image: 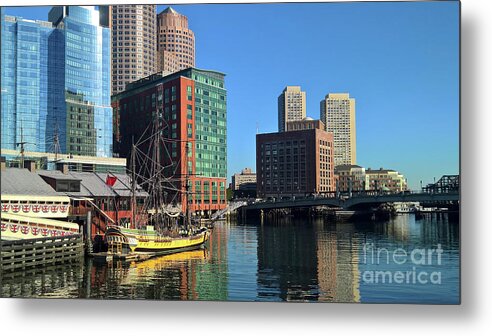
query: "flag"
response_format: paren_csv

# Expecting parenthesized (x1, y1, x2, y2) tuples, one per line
(106, 175, 117, 187)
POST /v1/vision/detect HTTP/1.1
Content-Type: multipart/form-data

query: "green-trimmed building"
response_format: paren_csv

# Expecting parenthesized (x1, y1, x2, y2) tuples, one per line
(113, 68, 227, 215)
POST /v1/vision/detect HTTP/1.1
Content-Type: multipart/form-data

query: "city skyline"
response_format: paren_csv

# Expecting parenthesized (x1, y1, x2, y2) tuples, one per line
(3, 2, 459, 189)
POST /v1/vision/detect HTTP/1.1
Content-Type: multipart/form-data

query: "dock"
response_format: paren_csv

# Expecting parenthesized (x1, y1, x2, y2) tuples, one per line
(1, 234, 84, 272)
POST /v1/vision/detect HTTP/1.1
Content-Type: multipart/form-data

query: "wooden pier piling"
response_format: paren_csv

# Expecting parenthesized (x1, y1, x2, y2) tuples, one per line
(1, 235, 84, 272)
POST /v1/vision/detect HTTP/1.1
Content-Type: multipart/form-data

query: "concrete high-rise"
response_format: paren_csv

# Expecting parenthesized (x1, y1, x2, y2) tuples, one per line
(278, 86, 306, 132)
(102, 5, 157, 94)
(320, 93, 356, 167)
(157, 7, 195, 75)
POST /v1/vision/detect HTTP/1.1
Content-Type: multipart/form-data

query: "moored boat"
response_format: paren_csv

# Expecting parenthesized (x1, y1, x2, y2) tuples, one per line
(106, 224, 210, 254)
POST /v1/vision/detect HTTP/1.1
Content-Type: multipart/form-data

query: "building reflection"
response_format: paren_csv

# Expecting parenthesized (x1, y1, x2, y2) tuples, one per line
(257, 218, 319, 301)
(82, 249, 211, 300)
(0, 260, 83, 298)
(315, 221, 361, 303)
(194, 223, 229, 301)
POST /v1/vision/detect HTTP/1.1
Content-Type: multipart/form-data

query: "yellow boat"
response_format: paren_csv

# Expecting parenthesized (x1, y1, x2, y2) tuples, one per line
(105, 225, 210, 255)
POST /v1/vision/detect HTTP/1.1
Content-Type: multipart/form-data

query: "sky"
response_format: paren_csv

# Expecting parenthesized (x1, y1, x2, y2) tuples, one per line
(4, 2, 460, 189)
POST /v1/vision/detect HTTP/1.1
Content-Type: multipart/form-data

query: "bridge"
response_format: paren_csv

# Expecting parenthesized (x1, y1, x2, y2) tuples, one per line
(240, 191, 459, 212)
(241, 174, 459, 212)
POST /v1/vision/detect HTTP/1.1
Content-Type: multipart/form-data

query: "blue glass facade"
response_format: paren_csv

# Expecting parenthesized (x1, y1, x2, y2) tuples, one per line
(0, 6, 112, 157)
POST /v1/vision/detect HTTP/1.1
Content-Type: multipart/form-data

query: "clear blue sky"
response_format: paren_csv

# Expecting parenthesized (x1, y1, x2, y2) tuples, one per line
(5, 2, 459, 189)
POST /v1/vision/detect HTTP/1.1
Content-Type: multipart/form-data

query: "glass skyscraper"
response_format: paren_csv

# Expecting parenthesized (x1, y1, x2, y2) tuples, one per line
(1, 6, 112, 158)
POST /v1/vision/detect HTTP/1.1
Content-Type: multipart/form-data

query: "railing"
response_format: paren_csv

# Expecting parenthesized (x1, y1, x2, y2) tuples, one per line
(210, 201, 248, 221)
(244, 190, 459, 208)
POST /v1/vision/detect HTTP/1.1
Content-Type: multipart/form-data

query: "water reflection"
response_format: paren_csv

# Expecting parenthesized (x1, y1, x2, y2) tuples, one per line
(0, 214, 459, 303)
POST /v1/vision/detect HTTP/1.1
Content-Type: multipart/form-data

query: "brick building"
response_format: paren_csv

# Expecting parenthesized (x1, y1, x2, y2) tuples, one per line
(256, 129, 335, 199)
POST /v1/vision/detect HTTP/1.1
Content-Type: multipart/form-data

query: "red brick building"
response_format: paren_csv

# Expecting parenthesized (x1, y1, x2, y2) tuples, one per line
(256, 129, 335, 199)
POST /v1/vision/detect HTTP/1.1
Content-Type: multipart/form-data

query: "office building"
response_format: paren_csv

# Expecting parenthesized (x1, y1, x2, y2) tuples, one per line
(101, 5, 157, 94)
(320, 93, 356, 167)
(1, 6, 113, 158)
(113, 68, 227, 214)
(256, 129, 335, 199)
(278, 86, 306, 132)
(156, 7, 195, 75)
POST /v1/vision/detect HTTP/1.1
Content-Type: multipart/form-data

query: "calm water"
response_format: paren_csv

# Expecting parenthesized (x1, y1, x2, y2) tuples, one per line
(1, 214, 460, 303)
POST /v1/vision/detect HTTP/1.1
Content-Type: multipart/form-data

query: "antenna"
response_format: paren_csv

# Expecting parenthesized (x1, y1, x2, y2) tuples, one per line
(256, 122, 259, 134)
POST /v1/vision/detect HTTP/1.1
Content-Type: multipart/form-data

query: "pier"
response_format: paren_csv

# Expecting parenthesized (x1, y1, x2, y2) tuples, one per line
(0, 234, 83, 272)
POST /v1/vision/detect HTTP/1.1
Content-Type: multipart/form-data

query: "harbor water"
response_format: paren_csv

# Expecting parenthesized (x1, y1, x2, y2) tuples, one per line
(0, 214, 459, 303)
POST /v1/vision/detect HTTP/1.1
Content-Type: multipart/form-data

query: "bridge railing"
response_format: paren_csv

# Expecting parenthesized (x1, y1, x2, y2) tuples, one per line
(247, 189, 459, 206)
(210, 201, 248, 221)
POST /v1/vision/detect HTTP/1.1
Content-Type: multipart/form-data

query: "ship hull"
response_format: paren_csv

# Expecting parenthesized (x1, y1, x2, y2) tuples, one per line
(134, 231, 209, 253)
(105, 226, 210, 255)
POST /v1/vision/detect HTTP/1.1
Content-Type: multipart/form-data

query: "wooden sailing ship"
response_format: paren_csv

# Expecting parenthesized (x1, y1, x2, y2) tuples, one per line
(105, 104, 210, 255)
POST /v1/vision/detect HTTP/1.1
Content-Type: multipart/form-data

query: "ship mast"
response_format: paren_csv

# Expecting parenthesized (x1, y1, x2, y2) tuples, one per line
(149, 98, 166, 228)
(185, 142, 191, 231)
(130, 136, 137, 229)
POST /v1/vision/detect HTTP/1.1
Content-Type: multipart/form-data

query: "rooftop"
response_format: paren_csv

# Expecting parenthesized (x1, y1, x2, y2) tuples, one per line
(335, 164, 363, 171)
(1, 168, 61, 196)
(160, 7, 179, 15)
(36, 170, 148, 198)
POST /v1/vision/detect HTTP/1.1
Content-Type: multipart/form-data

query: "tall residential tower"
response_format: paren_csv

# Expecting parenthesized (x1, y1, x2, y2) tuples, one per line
(102, 5, 157, 94)
(320, 93, 356, 167)
(156, 7, 196, 75)
(278, 86, 306, 132)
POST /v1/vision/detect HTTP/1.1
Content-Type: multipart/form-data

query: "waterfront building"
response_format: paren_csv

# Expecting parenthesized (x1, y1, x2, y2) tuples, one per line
(286, 117, 325, 132)
(0, 148, 126, 173)
(334, 164, 368, 193)
(113, 68, 227, 215)
(256, 128, 335, 199)
(156, 7, 195, 75)
(1, 6, 113, 158)
(0, 161, 76, 241)
(365, 168, 408, 192)
(1, 160, 70, 220)
(37, 167, 148, 242)
(320, 93, 356, 167)
(101, 5, 157, 94)
(278, 86, 306, 132)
